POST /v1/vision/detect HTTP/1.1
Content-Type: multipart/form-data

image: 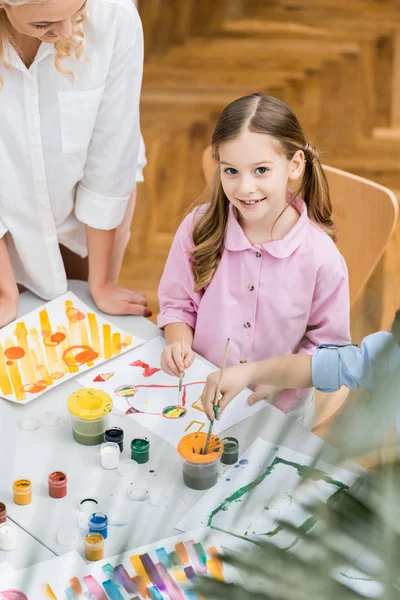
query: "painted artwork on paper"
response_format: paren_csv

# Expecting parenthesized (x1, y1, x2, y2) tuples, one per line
(78, 336, 265, 446)
(0, 292, 145, 404)
(0, 533, 234, 599)
(176, 438, 359, 549)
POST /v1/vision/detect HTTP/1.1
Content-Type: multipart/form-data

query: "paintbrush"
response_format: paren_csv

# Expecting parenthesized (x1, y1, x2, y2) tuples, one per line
(177, 323, 185, 407)
(203, 337, 230, 455)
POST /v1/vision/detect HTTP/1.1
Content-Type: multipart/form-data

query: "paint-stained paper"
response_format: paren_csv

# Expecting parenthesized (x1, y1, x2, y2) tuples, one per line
(77, 336, 265, 447)
(0, 531, 239, 599)
(0, 292, 145, 404)
(176, 438, 359, 547)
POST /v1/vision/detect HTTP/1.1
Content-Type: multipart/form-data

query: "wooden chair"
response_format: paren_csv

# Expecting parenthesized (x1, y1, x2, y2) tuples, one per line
(201, 146, 399, 437)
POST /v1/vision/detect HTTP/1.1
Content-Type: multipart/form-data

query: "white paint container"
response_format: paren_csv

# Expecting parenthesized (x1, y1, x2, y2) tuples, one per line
(0, 524, 17, 551)
(100, 442, 120, 469)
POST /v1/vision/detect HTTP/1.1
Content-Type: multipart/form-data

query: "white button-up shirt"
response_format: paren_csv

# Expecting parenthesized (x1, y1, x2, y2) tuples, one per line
(0, 0, 143, 299)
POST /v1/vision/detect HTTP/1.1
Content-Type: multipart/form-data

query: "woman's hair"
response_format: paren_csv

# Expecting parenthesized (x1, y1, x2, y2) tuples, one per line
(190, 93, 335, 291)
(0, 0, 86, 88)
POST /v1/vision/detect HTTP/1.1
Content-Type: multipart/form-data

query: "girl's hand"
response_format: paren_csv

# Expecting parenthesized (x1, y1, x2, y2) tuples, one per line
(161, 342, 195, 377)
(90, 282, 151, 317)
(0, 290, 18, 328)
(247, 384, 282, 406)
(201, 364, 253, 420)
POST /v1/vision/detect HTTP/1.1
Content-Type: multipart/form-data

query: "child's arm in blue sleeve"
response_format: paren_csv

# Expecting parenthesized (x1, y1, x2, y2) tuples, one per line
(311, 331, 394, 393)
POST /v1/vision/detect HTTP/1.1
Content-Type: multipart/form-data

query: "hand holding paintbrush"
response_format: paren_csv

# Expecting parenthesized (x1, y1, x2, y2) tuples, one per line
(203, 338, 230, 454)
(177, 323, 185, 407)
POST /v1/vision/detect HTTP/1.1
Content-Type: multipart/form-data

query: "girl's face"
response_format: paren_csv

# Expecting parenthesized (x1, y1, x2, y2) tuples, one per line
(219, 130, 304, 226)
(3, 0, 86, 43)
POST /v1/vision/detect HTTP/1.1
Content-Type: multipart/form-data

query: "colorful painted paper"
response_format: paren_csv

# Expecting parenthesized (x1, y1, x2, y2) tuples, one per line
(77, 336, 265, 446)
(0, 292, 145, 404)
(0, 532, 236, 599)
(176, 438, 359, 549)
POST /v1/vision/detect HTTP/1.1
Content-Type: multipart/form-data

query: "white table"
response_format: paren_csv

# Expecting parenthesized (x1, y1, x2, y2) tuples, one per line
(0, 281, 353, 567)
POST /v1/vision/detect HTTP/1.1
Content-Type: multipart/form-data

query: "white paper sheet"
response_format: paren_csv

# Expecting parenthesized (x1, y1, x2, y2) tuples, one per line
(77, 336, 265, 447)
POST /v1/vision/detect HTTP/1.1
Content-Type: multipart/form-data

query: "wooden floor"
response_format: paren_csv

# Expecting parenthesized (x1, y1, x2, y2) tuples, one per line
(120, 0, 400, 339)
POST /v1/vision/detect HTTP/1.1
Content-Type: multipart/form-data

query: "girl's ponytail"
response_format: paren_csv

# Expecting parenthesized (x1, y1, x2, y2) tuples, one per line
(301, 143, 337, 241)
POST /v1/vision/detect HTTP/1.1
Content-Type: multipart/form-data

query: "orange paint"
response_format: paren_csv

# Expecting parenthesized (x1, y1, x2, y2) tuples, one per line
(51, 371, 65, 380)
(21, 381, 47, 394)
(62, 345, 98, 367)
(175, 541, 189, 565)
(13, 478, 32, 505)
(50, 332, 66, 343)
(66, 307, 85, 322)
(6, 361, 13, 366)
(177, 432, 223, 463)
(75, 349, 99, 364)
(4, 346, 25, 360)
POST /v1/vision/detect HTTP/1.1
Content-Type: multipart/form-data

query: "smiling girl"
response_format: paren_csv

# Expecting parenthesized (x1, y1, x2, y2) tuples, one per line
(157, 94, 350, 427)
(0, 0, 149, 327)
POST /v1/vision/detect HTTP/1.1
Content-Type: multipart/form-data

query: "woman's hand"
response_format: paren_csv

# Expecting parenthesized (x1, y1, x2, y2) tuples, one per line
(89, 282, 151, 317)
(201, 363, 254, 420)
(161, 342, 195, 377)
(0, 290, 18, 328)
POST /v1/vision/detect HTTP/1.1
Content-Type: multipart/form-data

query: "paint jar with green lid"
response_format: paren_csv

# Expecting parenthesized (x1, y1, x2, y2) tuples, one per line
(221, 437, 239, 465)
(130, 437, 150, 464)
(68, 388, 112, 446)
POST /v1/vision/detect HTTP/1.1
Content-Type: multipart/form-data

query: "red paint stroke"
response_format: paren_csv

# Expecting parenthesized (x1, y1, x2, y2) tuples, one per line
(4, 346, 25, 360)
(181, 386, 187, 408)
(93, 372, 114, 382)
(130, 360, 161, 378)
(66, 307, 85, 322)
(0, 592, 28, 600)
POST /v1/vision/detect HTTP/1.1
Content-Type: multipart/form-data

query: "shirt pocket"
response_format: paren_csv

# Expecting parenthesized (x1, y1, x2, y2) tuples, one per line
(57, 87, 105, 154)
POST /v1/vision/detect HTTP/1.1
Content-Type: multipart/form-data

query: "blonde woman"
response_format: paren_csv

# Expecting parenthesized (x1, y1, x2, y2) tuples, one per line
(0, 0, 150, 327)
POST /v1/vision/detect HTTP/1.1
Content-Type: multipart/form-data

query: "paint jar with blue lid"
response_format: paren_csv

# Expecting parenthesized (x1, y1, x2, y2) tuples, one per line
(88, 512, 108, 539)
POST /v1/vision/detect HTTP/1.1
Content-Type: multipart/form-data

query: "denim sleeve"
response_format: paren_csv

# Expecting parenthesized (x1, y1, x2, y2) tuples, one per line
(311, 331, 394, 392)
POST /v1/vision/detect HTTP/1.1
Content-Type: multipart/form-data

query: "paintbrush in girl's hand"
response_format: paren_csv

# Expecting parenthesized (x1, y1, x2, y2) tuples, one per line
(204, 337, 230, 455)
(177, 323, 185, 407)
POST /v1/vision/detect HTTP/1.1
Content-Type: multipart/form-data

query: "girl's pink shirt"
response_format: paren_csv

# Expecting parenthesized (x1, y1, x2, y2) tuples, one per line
(158, 199, 350, 413)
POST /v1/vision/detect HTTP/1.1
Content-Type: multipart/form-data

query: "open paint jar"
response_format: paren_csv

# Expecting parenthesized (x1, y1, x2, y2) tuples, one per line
(13, 479, 32, 505)
(85, 533, 104, 561)
(130, 437, 150, 464)
(48, 471, 67, 498)
(100, 442, 120, 469)
(221, 437, 239, 465)
(104, 427, 124, 452)
(0, 503, 6, 524)
(68, 388, 112, 446)
(88, 512, 108, 539)
(177, 432, 223, 490)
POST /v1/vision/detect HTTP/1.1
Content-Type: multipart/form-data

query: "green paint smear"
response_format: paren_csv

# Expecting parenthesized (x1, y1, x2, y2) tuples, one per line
(207, 456, 349, 548)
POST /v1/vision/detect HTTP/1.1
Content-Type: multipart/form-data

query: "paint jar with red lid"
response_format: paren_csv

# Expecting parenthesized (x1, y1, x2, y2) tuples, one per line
(48, 471, 67, 499)
(0, 503, 6, 523)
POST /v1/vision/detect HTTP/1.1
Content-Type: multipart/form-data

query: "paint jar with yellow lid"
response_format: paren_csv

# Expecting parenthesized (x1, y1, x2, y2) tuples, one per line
(178, 432, 223, 490)
(85, 533, 104, 561)
(68, 388, 112, 446)
(13, 479, 32, 505)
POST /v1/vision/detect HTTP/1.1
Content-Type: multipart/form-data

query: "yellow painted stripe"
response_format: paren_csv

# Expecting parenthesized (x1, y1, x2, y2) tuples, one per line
(39, 308, 60, 376)
(103, 324, 112, 360)
(41, 583, 57, 599)
(66, 300, 80, 346)
(15, 321, 36, 383)
(57, 326, 78, 374)
(129, 554, 151, 585)
(112, 332, 121, 357)
(30, 328, 52, 386)
(7, 360, 25, 401)
(0, 341, 12, 396)
(88, 313, 101, 357)
(207, 558, 224, 581)
(79, 318, 94, 366)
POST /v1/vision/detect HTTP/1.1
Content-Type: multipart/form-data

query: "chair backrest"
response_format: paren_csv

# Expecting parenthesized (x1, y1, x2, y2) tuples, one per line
(201, 146, 399, 306)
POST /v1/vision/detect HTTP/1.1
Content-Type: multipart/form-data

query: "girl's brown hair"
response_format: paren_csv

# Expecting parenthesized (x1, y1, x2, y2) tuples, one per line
(0, 0, 86, 89)
(191, 93, 335, 291)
